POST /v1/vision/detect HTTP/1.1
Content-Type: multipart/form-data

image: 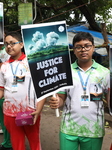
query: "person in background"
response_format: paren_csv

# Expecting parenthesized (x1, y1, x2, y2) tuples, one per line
(49, 32, 110, 150)
(0, 44, 12, 150)
(0, 31, 45, 150)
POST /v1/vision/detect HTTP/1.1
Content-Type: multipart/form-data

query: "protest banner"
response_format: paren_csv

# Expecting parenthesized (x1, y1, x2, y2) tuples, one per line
(21, 20, 73, 101)
(109, 45, 112, 115)
(18, 3, 33, 26)
(0, 2, 4, 44)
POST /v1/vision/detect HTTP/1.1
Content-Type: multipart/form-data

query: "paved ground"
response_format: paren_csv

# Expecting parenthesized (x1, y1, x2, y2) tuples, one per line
(0, 102, 112, 150)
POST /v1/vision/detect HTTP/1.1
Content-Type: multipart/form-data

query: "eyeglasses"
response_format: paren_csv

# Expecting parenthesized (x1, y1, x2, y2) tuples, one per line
(4, 41, 21, 47)
(73, 45, 93, 52)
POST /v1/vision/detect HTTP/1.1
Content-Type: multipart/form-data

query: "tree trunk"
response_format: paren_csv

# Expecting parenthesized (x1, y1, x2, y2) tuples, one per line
(73, 0, 101, 32)
(101, 23, 109, 55)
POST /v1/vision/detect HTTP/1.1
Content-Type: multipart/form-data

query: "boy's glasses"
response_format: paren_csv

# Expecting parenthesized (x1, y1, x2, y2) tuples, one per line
(4, 41, 21, 47)
(73, 45, 93, 52)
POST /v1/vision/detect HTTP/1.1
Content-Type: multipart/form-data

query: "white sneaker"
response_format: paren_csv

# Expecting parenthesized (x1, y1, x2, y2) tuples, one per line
(0, 129, 3, 134)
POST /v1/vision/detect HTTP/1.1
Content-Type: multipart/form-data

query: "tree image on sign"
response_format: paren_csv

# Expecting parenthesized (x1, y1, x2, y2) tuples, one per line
(27, 45, 68, 62)
(25, 30, 68, 62)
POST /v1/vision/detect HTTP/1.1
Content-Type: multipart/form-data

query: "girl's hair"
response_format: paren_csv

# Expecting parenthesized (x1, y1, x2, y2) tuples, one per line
(72, 32, 94, 46)
(5, 31, 25, 53)
(5, 31, 22, 42)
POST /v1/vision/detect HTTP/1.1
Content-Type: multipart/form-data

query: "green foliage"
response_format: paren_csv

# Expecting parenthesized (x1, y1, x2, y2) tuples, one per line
(1, 0, 112, 33)
(91, 0, 112, 33)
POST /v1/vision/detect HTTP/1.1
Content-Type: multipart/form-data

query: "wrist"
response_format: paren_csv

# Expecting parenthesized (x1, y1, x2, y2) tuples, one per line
(58, 97, 64, 107)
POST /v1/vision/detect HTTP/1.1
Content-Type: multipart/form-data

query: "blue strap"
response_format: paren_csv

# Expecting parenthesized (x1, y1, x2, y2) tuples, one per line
(10, 62, 20, 79)
(77, 68, 93, 94)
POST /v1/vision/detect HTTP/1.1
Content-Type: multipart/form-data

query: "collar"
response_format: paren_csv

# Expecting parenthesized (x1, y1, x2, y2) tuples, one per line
(72, 59, 97, 70)
(9, 52, 26, 63)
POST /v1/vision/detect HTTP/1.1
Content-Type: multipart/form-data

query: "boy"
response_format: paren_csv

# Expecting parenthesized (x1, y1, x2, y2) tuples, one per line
(50, 32, 110, 150)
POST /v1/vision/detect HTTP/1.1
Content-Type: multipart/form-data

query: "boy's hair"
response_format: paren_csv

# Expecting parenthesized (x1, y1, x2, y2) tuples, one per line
(72, 32, 94, 46)
(5, 31, 22, 42)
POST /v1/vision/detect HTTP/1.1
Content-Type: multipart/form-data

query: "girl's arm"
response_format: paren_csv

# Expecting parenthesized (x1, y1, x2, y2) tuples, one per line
(31, 99, 46, 124)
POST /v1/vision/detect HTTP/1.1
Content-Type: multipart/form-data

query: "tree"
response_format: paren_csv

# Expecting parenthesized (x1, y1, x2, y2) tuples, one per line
(1, 0, 112, 34)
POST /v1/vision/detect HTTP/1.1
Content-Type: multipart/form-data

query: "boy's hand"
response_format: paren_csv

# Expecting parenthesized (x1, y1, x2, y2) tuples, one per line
(49, 94, 60, 109)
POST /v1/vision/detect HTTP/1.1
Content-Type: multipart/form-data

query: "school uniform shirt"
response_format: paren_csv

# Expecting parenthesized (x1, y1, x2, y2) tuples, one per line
(59, 60, 110, 138)
(0, 53, 37, 117)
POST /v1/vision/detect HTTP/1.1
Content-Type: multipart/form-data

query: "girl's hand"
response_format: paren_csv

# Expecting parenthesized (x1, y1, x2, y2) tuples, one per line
(31, 98, 46, 124)
(31, 111, 39, 124)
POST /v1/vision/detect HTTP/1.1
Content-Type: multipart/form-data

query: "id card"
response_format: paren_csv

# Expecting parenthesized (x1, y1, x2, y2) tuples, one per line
(11, 84, 18, 92)
(16, 76, 25, 82)
(90, 94, 102, 101)
(81, 95, 89, 107)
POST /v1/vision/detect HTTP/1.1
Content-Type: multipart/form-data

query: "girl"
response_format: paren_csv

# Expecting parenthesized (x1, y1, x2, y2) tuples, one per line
(0, 31, 45, 150)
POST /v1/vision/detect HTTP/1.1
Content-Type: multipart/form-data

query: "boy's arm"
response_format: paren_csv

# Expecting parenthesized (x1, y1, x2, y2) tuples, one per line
(0, 88, 4, 99)
(31, 99, 46, 124)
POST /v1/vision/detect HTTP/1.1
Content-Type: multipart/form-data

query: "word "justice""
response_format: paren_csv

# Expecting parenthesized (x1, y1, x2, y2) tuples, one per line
(37, 57, 63, 70)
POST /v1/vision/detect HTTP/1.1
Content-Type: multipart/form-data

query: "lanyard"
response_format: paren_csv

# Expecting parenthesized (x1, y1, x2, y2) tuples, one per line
(77, 68, 93, 94)
(10, 61, 21, 83)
